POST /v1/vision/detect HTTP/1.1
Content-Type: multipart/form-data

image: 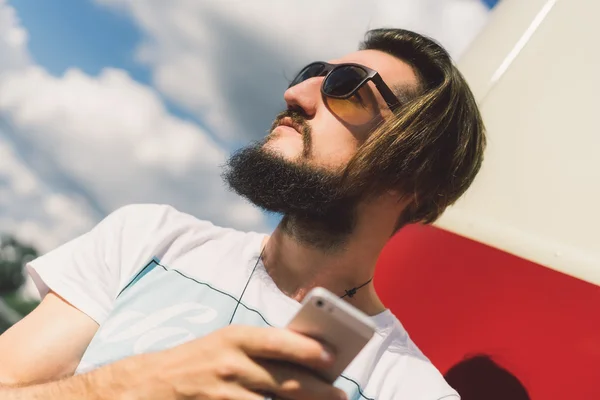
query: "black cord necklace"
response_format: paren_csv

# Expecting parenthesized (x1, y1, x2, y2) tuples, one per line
(340, 276, 374, 299)
(229, 246, 373, 324)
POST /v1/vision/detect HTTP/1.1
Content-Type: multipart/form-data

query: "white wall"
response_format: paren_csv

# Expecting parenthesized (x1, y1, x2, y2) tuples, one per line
(437, 0, 600, 285)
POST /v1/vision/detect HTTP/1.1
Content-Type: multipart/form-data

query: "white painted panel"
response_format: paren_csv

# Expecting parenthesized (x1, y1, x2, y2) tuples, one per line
(437, 0, 600, 285)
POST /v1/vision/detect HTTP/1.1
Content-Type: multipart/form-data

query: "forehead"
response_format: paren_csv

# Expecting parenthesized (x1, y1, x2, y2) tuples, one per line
(328, 49, 419, 91)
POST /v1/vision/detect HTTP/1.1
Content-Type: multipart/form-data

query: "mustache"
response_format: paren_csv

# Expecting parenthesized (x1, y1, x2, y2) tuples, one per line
(270, 109, 312, 157)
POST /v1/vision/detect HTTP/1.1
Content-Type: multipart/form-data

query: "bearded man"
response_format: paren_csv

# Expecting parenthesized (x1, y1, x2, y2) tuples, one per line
(0, 28, 485, 400)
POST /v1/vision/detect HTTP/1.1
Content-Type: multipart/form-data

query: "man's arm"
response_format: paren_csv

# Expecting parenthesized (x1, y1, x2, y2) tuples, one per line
(0, 308, 344, 400)
(0, 292, 166, 400)
(0, 356, 140, 400)
(0, 291, 99, 386)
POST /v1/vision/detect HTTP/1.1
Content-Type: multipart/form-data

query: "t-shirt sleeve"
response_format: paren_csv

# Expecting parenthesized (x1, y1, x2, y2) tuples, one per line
(26, 203, 185, 324)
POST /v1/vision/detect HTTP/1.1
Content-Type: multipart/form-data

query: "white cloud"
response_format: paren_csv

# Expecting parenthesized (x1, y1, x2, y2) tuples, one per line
(94, 0, 490, 141)
(0, 0, 96, 255)
(0, 139, 37, 196)
(0, 135, 98, 299)
(0, 0, 267, 258)
(0, 136, 98, 253)
(0, 0, 30, 72)
(0, 65, 267, 234)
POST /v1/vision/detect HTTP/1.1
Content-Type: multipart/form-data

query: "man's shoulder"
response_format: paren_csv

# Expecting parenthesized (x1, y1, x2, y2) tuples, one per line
(371, 345, 458, 400)
(108, 203, 211, 226)
(109, 203, 237, 235)
(110, 203, 263, 261)
(366, 316, 459, 399)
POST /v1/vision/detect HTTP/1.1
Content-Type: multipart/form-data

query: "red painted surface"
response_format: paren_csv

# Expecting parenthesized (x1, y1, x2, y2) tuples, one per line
(375, 224, 600, 399)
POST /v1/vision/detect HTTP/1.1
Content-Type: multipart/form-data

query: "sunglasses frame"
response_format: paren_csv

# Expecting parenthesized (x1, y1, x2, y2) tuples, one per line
(291, 61, 401, 111)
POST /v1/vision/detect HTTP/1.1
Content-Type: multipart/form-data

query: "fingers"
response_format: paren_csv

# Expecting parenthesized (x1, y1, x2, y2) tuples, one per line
(257, 360, 347, 400)
(213, 326, 347, 400)
(223, 325, 334, 372)
(193, 384, 265, 400)
(219, 355, 347, 400)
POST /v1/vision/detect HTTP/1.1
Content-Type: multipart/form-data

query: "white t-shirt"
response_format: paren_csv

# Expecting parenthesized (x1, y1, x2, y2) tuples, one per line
(27, 204, 459, 400)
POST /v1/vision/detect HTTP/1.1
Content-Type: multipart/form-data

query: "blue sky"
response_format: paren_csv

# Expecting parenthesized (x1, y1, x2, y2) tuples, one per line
(0, 0, 495, 252)
(12, 0, 221, 148)
(13, 0, 498, 80)
(14, 0, 148, 82)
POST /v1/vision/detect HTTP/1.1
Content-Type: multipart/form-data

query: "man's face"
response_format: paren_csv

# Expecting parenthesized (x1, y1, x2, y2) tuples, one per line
(264, 49, 418, 169)
(224, 50, 418, 247)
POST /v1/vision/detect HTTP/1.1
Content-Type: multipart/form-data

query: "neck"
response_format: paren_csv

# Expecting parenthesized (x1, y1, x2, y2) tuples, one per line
(261, 204, 396, 316)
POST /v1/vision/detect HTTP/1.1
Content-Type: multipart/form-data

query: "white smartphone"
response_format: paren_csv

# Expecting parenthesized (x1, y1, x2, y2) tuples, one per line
(286, 287, 376, 383)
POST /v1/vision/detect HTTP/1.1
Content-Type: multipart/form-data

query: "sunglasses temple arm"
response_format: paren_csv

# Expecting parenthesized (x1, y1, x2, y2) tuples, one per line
(372, 76, 401, 109)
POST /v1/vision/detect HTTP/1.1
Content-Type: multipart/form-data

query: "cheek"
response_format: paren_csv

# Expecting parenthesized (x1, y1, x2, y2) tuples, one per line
(309, 117, 360, 168)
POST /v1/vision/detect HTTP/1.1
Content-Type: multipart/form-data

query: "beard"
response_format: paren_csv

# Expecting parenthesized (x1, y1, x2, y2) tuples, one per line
(222, 111, 363, 251)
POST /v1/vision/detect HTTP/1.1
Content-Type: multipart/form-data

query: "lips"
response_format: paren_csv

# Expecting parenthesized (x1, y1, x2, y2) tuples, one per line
(277, 117, 303, 135)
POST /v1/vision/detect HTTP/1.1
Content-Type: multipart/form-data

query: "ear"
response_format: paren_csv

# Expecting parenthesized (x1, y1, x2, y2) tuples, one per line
(385, 190, 411, 206)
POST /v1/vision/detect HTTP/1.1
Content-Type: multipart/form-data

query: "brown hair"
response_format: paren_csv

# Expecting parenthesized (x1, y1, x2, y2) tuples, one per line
(345, 28, 486, 229)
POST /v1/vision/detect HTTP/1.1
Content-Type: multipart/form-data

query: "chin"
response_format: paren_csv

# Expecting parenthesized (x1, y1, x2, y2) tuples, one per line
(263, 136, 303, 160)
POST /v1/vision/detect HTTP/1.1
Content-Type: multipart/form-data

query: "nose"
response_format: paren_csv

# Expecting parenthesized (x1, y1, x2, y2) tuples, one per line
(283, 77, 323, 118)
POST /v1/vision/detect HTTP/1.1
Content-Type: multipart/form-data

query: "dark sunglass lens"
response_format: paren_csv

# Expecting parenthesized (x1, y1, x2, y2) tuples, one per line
(290, 63, 327, 87)
(323, 66, 367, 97)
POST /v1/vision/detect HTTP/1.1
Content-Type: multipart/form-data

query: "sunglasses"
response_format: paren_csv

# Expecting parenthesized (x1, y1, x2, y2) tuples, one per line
(289, 61, 401, 125)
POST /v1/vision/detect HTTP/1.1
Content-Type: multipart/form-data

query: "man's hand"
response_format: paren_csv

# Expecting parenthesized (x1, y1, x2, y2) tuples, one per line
(123, 325, 346, 400)
(1, 304, 346, 400)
